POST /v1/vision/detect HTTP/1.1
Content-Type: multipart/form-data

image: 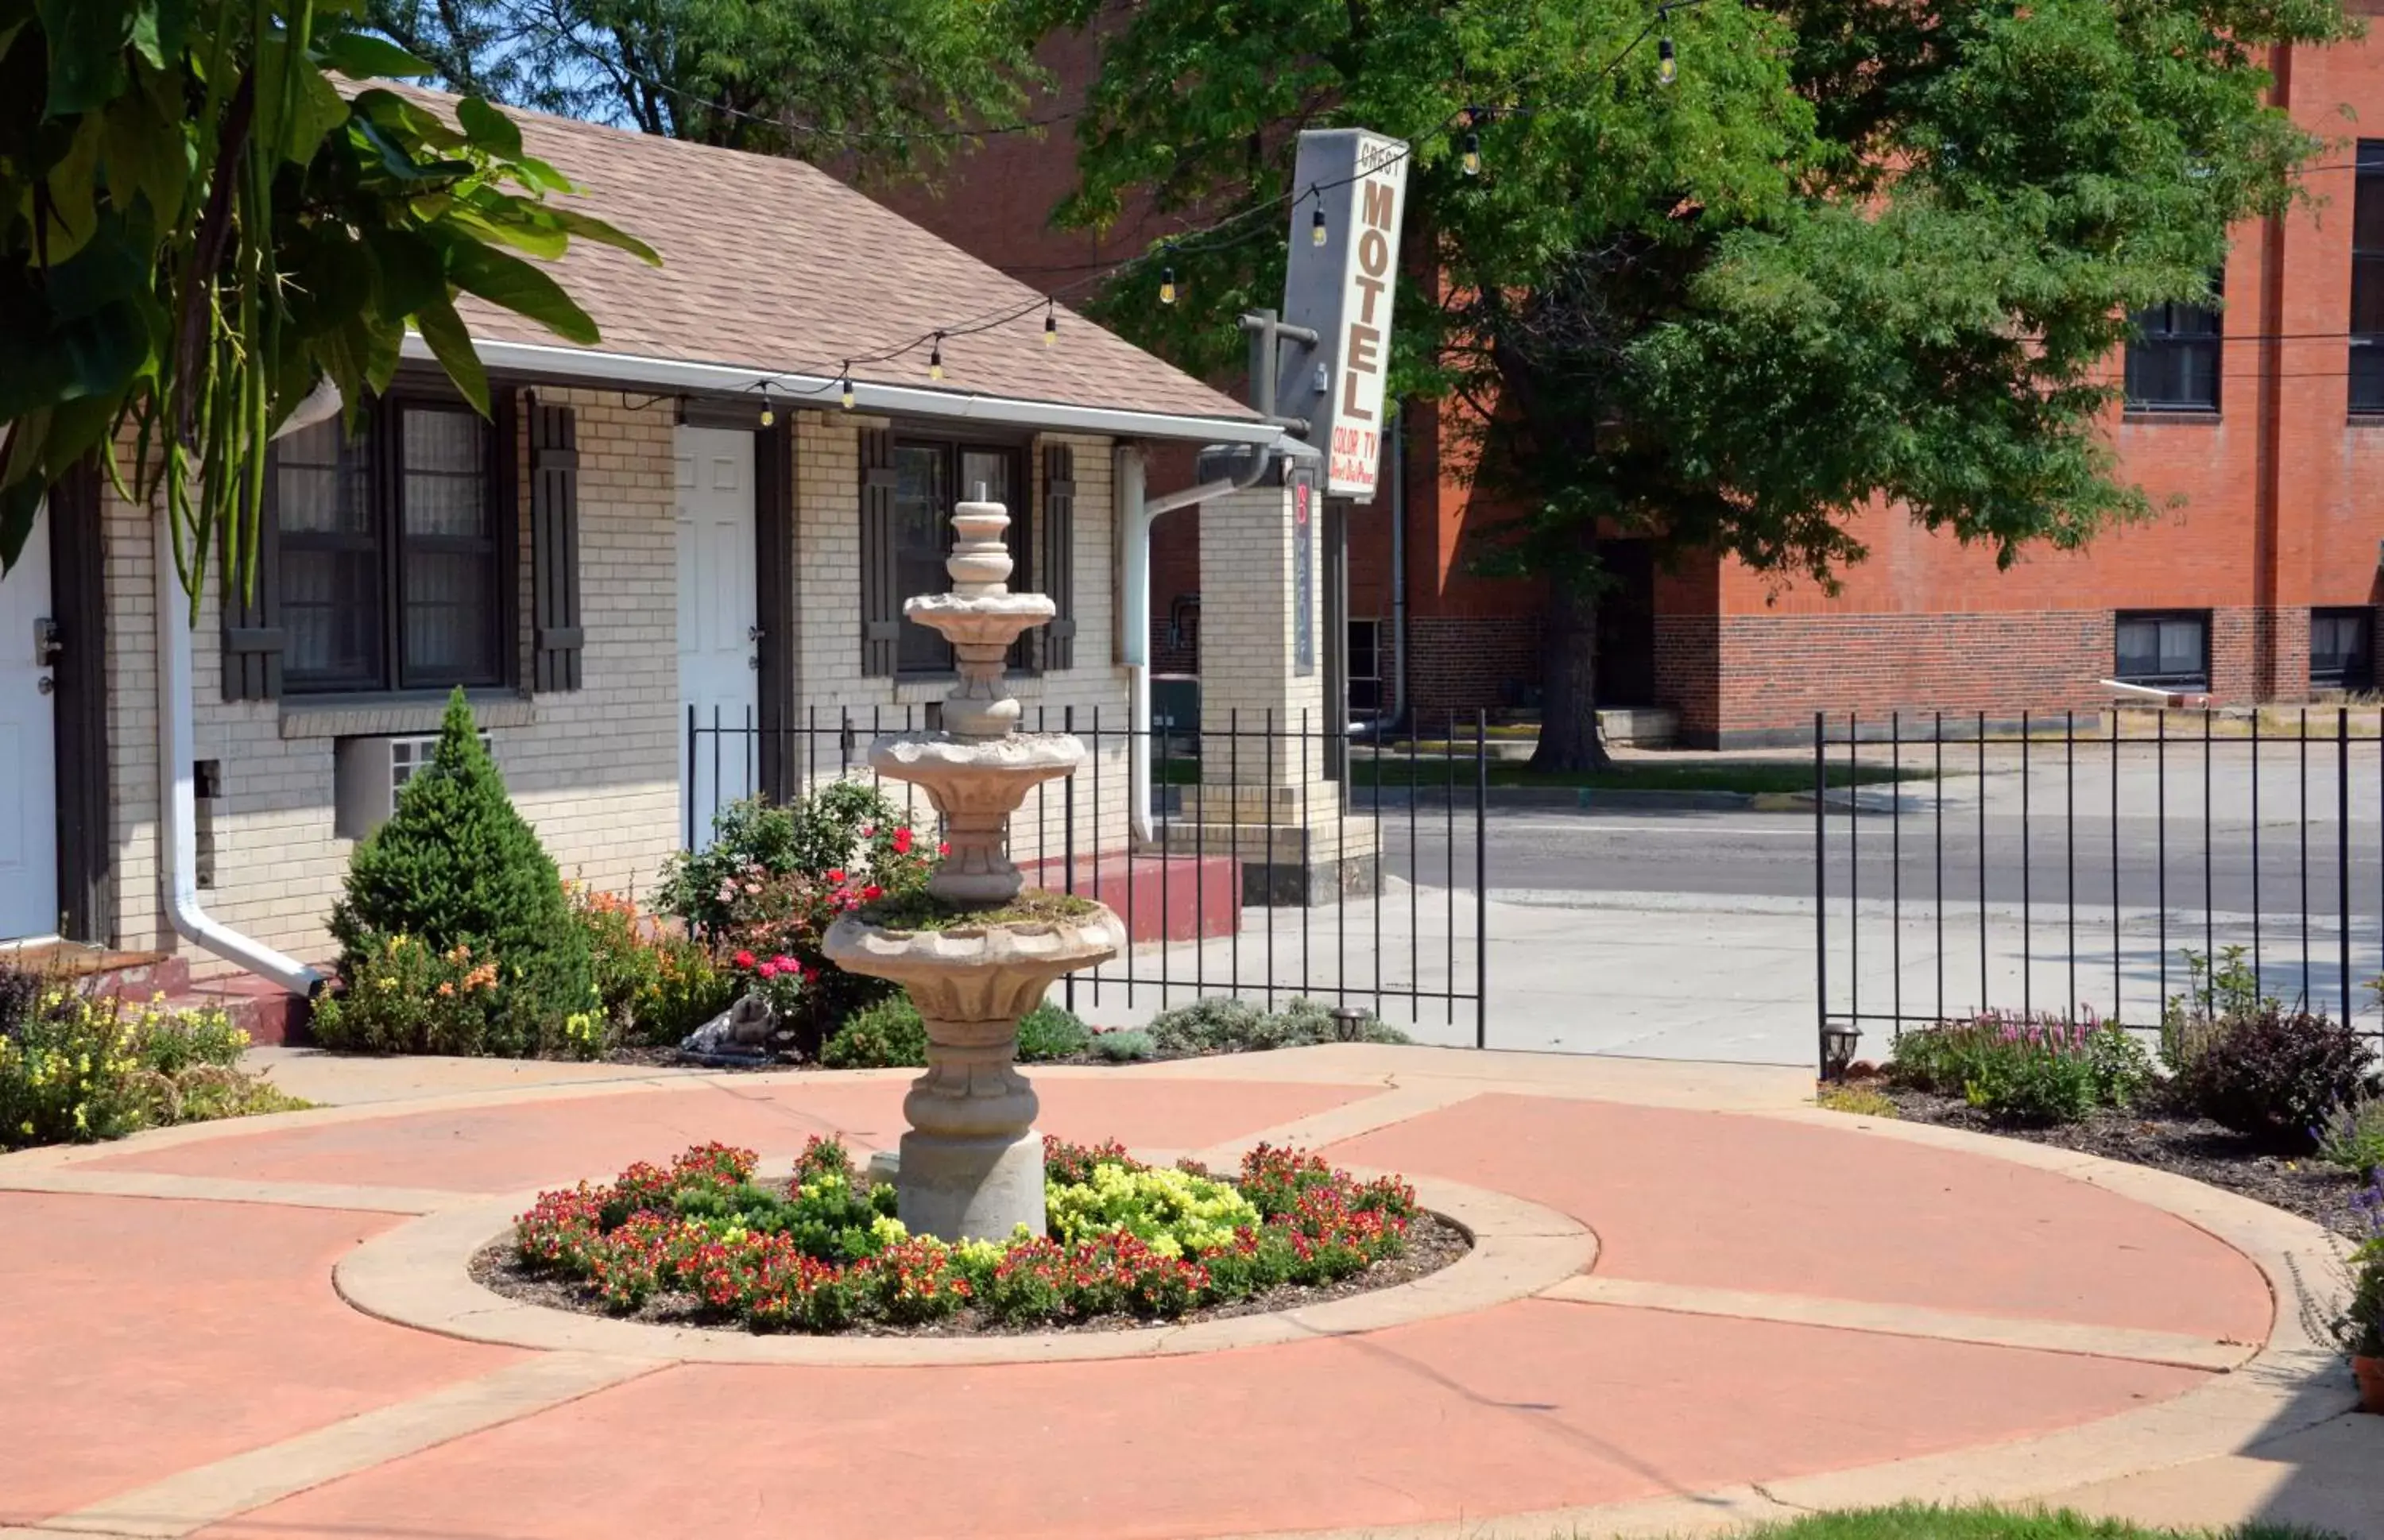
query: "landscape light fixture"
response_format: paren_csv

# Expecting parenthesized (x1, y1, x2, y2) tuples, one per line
(1820, 1023, 1863, 1081)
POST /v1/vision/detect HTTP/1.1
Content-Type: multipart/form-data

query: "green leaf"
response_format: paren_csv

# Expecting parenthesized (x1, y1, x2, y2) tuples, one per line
(315, 30, 435, 80)
(445, 241, 599, 345)
(455, 95, 521, 158)
(448, 203, 570, 261)
(413, 293, 489, 415)
(540, 203, 663, 266)
(35, 0, 132, 116)
(101, 86, 188, 225)
(255, 30, 351, 163)
(513, 155, 574, 195)
(360, 226, 445, 319)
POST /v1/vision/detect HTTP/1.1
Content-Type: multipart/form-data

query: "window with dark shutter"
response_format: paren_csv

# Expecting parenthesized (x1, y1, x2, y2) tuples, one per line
(1041, 443, 1077, 671)
(530, 402, 584, 692)
(860, 428, 901, 678)
(223, 444, 291, 701)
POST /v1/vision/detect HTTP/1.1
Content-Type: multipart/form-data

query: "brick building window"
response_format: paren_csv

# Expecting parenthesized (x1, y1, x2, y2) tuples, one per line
(1348, 619, 1385, 721)
(272, 399, 509, 695)
(888, 438, 1025, 675)
(2124, 286, 2223, 412)
(2114, 611, 2210, 689)
(2353, 141, 2384, 416)
(2312, 608, 2373, 691)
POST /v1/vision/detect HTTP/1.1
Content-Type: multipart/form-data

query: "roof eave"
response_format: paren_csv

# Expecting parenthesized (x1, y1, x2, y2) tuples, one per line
(408, 335, 1278, 447)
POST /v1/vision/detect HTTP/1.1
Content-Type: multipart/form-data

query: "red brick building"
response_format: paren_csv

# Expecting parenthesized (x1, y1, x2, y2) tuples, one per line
(875, 21, 2384, 746)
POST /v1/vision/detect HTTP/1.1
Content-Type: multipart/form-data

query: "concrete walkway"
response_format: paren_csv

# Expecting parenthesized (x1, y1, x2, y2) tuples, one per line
(2, 1045, 2376, 1539)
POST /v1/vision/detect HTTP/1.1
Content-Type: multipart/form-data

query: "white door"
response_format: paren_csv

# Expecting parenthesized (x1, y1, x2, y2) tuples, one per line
(676, 428, 759, 852)
(0, 506, 57, 938)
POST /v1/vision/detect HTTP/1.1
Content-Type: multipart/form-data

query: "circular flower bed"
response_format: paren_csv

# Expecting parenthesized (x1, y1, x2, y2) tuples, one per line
(481, 1136, 1465, 1334)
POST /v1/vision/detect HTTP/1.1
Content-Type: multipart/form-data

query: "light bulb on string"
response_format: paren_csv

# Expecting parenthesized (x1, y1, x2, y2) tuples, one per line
(1657, 35, 1677, 86)
(1158, 246, 1178, 306)
(838, 364, 855, 411)
(757, 392, 775, 428)
(1460, 110, 1482, 176)
(1310, 199, 1328, 247)
(1043, 301, 1057, 347)
(929, 333, 946, 381)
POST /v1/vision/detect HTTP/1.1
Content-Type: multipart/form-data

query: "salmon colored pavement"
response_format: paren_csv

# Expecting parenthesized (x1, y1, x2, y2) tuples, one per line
(0, 1194, 517, 1523)
(2, 1049, 2335, 1540)
(199, 1302, 2204, 1540)
(83, 1075, 1368, 1193)
(1328, 1093, 2274, 1342)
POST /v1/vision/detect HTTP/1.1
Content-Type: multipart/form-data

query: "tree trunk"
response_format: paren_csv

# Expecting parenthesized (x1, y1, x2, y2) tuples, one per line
(1531, 570, 1610, 771)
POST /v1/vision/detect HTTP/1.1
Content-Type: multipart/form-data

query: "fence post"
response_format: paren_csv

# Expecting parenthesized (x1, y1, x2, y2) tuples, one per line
(685, 703, 697, 852)
(1814, 711, 1828, 1078)
(2340, 707, 2353, 1024)
(1476, 708, 1488, 1051)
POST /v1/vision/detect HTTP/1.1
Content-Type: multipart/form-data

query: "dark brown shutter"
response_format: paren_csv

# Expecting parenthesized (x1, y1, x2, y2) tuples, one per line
(530, 401, 583, 692)
(223, 455, 284, 701)
(1041, 443, 1077, 671)
(860, 427, 900, 678)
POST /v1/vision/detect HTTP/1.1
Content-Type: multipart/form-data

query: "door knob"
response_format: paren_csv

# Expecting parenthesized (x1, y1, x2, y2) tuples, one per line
(37, 676, 55, 695)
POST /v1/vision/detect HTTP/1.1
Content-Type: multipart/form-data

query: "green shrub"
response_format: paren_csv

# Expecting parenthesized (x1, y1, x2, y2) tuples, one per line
(1089, 1028, 1155, 1063)
(635, 935, 737, 1047)
(1886, 1011, 2150, 1124)
(2160, 944, 2271, 1074)
(2336, 1179, 2382, 1359)
(2175, 1006, 2378, 1151)
(1016, 1001, 1091, 1062)
(1816, 1084, 1898, 1118)
(1047, 1159, 1260, 1257)
(1, 979, 308, 1150)
(312, 932, 606, 1059)
(819, 994, 927, 1068)
(2318, 1096, 2384, 1181)
(1146, 995, 1407, 1055)
(327, 691, 593, 1048)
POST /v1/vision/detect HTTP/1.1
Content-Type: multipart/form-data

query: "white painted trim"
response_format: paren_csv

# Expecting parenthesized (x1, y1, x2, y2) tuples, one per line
(401, 335, 1287, 447)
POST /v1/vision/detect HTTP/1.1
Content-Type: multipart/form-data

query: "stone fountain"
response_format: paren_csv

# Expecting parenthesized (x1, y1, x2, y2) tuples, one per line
(822, 496, 1126, 1242)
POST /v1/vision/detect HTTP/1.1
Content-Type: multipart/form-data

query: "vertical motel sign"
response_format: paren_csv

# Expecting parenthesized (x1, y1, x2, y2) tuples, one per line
(1278, 129, 1408, 501)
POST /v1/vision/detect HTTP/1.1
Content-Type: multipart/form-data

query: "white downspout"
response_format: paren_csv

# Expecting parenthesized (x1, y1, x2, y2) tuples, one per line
(152, 392, 338, 997)
(1117, 448, 1265, 844)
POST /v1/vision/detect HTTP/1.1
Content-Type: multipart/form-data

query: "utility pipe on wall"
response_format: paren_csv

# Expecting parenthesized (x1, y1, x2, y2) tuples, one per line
(151, 393, 339, 997)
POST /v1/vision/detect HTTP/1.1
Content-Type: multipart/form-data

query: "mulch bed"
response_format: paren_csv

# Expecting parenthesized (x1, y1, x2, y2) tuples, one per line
(1869, 1083, 2373, 1239)
(469, 1212, 1473, 1338)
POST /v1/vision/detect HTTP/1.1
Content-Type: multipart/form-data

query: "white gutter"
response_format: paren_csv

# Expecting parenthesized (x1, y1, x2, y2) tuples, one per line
(1117, 440, 1314, 842)
(400, 336, 1281, 447)
(156, 499, 325, 998)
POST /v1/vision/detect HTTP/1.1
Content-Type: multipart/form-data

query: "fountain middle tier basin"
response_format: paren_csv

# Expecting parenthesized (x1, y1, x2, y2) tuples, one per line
(870, 731, 1088, 903)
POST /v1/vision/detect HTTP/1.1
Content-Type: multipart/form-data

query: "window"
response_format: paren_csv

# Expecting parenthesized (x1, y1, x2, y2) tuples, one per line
(1347, 619, 1385, 721)
(2312, 608, 2373, 691)
(889, 437, 1024, 675)
(273, 398, 507, 695)
(2114, 611, 2210, 689)
(2125, 281, 2223, 412)
(2353, 141, 2384, 415)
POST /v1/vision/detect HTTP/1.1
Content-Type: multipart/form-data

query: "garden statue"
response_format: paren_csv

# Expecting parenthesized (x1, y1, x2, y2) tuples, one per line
(822, 496, 1126, 1242)
(677, 992, 776, 1066)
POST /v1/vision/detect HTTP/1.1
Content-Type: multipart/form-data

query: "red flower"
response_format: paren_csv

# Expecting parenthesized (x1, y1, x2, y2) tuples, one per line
(758, 961, 779, 980)
(892, 826, 914, 854)
(825, 869, 846, 886)
(937, 842, 950, 858)
(772, 954, 798, 973)
(861, 884, 884, 901)
(733, 950, 756, 969)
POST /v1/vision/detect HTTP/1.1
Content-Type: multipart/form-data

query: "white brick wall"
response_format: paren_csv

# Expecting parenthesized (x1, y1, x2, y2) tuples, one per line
(96, 399, 1141, 974)
(103, 387, 681, 976)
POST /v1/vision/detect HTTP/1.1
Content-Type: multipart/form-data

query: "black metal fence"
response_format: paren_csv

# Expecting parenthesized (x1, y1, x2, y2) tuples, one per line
(1815, 707, 2384, 1076)
(687, 704, 1491, 1042)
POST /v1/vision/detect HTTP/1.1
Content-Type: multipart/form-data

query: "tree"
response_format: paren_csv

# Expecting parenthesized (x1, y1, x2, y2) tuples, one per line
(1045, 0, 2350, 767)
(0, 0, 656, 604)
(366, 0, 1041, 177)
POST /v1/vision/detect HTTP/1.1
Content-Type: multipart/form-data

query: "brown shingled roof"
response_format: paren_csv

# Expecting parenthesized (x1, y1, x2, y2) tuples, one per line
(401, 87, 1255, 424)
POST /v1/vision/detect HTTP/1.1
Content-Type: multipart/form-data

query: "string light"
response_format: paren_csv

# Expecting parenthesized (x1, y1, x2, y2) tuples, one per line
(757, 390, 775, 428)
(1043, 300, 1057, 346)
(1159, 250, 1178, 306)
(928, 333, 946, 381)
(1310, 194, 1328, 247)
(839, 364, 855, 410)
(1461, 110, 1482, 176)
(1657, 34, 1678, 86)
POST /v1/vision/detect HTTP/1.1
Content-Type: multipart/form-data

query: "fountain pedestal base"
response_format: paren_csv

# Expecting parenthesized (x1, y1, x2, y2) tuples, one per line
(896, 1129, 1047, 1243)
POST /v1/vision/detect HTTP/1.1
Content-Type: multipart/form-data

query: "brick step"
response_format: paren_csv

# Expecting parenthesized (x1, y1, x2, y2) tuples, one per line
(157, 975, 315, 1047)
